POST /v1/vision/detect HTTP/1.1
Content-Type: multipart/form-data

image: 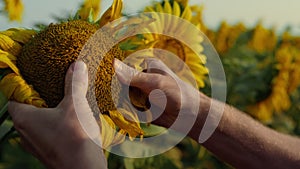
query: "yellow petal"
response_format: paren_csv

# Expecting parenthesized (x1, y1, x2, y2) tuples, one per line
(0, 50, 19, 74)
(102, 114, 116, 129)
(111, 0, 123, 19)
(148, 12, 163, 34)
(181, 6, 192, 21)
(174, 0, 188, 7)
(3, 0, 24, 22)
(163, 1, 172, 31)
(0, 34, 22, 56)
(152, 4, 165, 33)
(109, 109, 144, 140)
(99, 114, 117, 148)
(0, 28, 36, 44)
(164, 0, 172, 14)
(188, 62, 209, 74)
(98, 0, 123, 27)
(79, 0, 101, 20)
(155, 3, 164, 13)
(144, 6, 155, 12)
(173, 1, 181, 17)
(0, 73, 47, 108)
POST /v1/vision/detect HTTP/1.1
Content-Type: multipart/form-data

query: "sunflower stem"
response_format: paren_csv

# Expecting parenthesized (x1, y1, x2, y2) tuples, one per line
(0, 127, 15, 144)
(0, 111, 9, 126)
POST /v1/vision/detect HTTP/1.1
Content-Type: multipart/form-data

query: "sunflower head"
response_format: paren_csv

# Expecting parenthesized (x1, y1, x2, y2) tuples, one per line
(131, 0, 209, 88)
(17, 20, 125, 114)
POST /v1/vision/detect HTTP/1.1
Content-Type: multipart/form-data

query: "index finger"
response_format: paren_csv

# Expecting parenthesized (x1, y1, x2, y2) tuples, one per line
(8, 101, 38, 118)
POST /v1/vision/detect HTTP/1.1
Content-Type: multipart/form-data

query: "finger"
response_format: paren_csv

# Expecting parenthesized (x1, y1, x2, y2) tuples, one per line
(64, 63, 75, 96)
(8, 101, 58, 147)
(8, 101, 36, 117)
(145, 58, 177, 78)
(114, 58, 162, 94)
(64, 61, 88, 98)
(8, 101, 40, 130)
(114, 58, 139, 85)
(74, 102, 101, 143)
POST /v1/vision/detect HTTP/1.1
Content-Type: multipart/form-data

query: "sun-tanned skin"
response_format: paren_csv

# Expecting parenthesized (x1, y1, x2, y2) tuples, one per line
(8, 59, 300, 169)
(114, 58, 300, 169)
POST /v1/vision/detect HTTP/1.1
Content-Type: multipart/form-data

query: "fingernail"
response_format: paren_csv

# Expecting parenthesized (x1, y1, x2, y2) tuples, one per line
(70, 62, 76, 71)
(114, 58, 122, 74)
(75, 61, 87, 73)
(113, 58, 138, 85)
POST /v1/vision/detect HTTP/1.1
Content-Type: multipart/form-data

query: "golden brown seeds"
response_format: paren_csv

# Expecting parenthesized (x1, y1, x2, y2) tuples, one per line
(18, 20, 124, 115)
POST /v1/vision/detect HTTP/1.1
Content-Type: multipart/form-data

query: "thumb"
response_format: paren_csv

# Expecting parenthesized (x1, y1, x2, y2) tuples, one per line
(63, 61, 100, 143)
(64, 61, 88, 98)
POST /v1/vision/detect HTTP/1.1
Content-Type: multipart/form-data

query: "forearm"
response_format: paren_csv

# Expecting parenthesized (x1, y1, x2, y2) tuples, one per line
(189, 94, 300, 169)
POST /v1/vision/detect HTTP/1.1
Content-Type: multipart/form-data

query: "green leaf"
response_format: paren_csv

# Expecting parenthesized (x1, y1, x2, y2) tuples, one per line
(0, 138, 46, 169)
(0, 120, 13, 139)
(0, 92, 8, 117)
(119, 40, 140, 51)
(140, 123, 166, 137)
(136, 34, 144, 40)
(87, 8, 95, 23)
(123, 154, 180, 169)
(73, 10, 81, 20)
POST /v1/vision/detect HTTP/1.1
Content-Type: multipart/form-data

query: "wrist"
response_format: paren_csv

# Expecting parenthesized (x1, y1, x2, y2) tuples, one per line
(188, 93, 211, 142)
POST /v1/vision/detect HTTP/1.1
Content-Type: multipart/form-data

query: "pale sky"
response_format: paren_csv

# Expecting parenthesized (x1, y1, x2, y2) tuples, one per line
(0, 0, 300, 34)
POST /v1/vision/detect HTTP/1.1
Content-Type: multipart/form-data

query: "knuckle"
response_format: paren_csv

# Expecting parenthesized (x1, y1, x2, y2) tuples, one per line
(149, 74, 165, 89)
(58, 96, 74, 112)
(72, 82, 86, 92)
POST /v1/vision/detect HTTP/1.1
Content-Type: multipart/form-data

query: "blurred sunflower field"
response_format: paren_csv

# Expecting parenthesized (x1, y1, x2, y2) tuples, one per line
(1, 0, 300, 168)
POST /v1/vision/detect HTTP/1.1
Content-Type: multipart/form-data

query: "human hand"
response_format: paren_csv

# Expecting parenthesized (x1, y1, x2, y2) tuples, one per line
(114, 58, 210, 136)
(8, 61, 107, 169)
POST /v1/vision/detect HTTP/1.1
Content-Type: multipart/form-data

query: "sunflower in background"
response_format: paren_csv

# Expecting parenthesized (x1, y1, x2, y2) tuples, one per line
(1, 0, 24, 22)
(78, 0, 101, 20)
(144, 0, 208, 88)
(123, 0, 209, 89)
(247, 42, 300, 122)
(248, 22, 277, 53)
(210, 21, 246, 54)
